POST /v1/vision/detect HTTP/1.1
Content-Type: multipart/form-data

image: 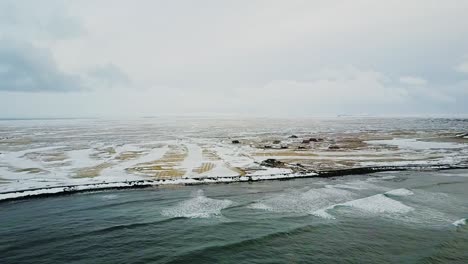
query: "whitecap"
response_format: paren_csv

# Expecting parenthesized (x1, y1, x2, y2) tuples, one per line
(311, 208, 336, 220)
(339, 194, 413, 214)
(327, 180, 384, 191)
(100, 194, 119, 200)
(453, 218, 466, 227)
(385, 188, 414, 197)
(161, 190, 233, 218)
(367, 175, 397, 182)
(248, 203, 272, 210)
(250, 187, 355, 215)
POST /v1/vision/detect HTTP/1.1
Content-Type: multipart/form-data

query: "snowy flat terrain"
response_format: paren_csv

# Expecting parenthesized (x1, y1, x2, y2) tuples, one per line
(1, 117, 467, 200)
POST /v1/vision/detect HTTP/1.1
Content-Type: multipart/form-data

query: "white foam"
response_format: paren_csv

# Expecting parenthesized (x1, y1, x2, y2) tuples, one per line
(385, 188, 414, 196)
(311, 208, 336, 219)
(453, 218, 466, 227)
(161, 190, 233, 218)
(248, 203, 273, 210)
(250, 187, 355, 215)
(100, 194, 119, 200)
(328, 181, 379, 191)
(340, 194, 413, 214)
(367, 175, 397, 182)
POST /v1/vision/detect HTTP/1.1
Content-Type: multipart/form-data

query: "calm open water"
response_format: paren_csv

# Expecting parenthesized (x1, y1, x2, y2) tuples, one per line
(1, 169, 467, 264)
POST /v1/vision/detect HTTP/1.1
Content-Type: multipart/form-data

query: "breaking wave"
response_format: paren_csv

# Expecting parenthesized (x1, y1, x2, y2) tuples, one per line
(161, 190, 233, 218)
(312, 192, 414, 220)
(453, 218, 466, 227)
(385, 188, 414, 197)
(248, 186, 355, 215)
(339, 194, 414, 214)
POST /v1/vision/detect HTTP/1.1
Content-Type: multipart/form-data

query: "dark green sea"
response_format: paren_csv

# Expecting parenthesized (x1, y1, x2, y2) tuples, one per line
(1, 169, 467, 263)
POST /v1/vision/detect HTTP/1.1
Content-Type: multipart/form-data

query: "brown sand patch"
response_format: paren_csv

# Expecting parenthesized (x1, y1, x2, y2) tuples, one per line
(73, 163, 113, 178)
(15, 168, 48, 174)
(228, 166, 246, 176)
(202, 148, 221, 160)
(193, 162, 215, 174)
(0, 177, 10, 184)
(23, 151, 68, 163)
(90, 147, 117, 159)
(115, 151, 144, 161)
(127, 145, 188, 179)
(0, 137, 33, 146)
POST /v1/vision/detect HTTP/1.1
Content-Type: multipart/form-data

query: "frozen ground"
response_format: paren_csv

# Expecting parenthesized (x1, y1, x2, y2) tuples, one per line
(0, 117, 467, 200)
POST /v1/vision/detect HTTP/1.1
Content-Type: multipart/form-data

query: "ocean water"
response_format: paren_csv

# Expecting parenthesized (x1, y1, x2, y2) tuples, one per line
(1, 169, 467, 263)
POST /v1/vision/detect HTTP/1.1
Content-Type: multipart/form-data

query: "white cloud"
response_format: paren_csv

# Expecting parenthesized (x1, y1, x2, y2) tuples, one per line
(1, 0, 468, 116)
(399, 76, 427, 86)
(260, 68, 406, 105)
(455, 62, 468, 74)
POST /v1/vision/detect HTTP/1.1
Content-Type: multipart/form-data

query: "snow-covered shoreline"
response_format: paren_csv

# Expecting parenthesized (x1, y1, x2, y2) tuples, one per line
(1, 118, 467, 202)
(2, 163, 467, 203)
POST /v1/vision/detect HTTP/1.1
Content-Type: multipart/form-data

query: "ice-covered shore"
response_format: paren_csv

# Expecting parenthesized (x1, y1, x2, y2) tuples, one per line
(1, 118, 467, 201)
(3, 163, 468, 202)
(0, 172, 319, 201)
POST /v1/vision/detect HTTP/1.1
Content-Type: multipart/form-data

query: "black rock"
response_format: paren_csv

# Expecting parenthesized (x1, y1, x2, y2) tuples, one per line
(328, 145, 340, 150)
(289, 135, 298, 138)
(232, 140, 240, 144)
(260, 159, 284, 167)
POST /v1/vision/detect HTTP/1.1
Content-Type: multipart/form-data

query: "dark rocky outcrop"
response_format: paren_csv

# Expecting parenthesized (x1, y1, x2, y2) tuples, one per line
(328, 145, 340, 150)
(289, 135, 298, 138)
(232, 140, 240, 144)
(273, 140, 281, 144)
(260, 159, 284, 167)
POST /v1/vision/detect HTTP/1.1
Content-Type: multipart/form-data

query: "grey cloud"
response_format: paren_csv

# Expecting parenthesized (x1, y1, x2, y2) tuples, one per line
(0, 41, 81, 92)
(0, 0, 82, 40)
(0, 1, 84, 92)
(87, 64, 131, 89)
(0, 1, 131, 93)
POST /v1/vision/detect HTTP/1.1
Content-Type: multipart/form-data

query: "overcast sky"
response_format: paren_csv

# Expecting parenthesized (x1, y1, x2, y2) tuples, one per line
(1, 0, 468, 118)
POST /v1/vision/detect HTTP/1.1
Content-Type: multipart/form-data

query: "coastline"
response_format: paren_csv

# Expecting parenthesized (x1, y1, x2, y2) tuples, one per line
(2, 163, 467, 203)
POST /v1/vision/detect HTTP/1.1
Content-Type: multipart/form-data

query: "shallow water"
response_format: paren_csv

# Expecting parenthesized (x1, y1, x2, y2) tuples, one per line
(1, 169, 468, 263)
